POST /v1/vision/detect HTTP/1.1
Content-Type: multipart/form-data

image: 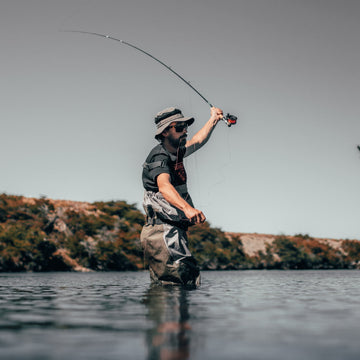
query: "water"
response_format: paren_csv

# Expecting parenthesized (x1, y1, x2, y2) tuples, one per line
(1, 270, 360, 360)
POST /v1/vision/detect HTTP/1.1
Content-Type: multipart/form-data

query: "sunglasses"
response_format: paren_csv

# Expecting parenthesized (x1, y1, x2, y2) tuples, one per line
(168, 123, 188, 132)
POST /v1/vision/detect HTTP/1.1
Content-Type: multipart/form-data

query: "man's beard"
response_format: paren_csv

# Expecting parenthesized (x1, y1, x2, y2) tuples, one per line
(168, 133, 187, 149)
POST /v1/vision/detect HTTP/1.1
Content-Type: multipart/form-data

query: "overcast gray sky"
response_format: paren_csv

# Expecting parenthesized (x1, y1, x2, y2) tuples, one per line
(1, 0, 359, 239)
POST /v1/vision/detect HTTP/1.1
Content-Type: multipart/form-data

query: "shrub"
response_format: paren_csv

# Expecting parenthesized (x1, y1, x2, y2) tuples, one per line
(273, 236, 311, 269)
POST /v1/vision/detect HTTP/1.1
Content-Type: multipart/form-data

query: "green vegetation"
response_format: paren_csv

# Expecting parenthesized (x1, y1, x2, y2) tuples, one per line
(0, 194, 142, 272)
(188, 223, 250, 270)
(0, 194, 359, 272)
(251, 235, 355, 269)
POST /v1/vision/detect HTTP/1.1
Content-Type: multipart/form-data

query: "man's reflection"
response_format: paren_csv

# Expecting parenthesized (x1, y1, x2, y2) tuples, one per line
(143, 285, 192, 360)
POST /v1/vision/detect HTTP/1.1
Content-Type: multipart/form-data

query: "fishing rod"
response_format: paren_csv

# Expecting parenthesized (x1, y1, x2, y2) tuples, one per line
(64, 30, 237, 127)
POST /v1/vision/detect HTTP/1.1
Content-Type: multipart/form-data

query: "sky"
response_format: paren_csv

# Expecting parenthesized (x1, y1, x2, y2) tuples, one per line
(1, 0, 359, 240)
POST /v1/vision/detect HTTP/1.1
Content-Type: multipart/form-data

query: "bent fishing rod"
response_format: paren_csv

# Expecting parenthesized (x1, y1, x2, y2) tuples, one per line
(64, 30, 237, 127)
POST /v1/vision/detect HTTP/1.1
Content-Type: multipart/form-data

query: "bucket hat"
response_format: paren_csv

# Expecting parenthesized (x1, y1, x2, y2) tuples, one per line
(154, 107, 194, 138)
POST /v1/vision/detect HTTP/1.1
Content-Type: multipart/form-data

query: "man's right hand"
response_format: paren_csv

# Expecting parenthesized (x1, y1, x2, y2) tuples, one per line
(183, 206, 206, 224)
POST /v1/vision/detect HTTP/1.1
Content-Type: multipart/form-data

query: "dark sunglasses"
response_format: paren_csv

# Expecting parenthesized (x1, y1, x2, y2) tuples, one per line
(168, 123, 188, 132)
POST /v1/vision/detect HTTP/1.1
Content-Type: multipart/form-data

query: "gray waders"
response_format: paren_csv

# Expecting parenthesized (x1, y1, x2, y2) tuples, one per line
(141, 222, 200, 287)
(141, 190, 200, 287)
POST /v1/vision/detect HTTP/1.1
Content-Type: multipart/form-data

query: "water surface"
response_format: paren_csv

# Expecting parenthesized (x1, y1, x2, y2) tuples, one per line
(1, 270, 360, 359)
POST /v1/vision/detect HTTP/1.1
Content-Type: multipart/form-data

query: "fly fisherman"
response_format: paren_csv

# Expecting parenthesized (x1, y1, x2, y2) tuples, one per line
(141, 106, 223, 286)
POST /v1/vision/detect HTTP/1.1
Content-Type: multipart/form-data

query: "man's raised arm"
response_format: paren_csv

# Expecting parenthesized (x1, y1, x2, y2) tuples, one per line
(185, 107, 223, 157)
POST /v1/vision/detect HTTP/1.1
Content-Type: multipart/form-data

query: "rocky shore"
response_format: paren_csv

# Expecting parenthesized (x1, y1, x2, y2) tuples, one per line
(228, 232, 344, 257)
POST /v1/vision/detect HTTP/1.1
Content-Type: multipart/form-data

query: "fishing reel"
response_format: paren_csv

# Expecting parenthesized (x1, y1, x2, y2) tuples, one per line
(222, 113, 237, 127)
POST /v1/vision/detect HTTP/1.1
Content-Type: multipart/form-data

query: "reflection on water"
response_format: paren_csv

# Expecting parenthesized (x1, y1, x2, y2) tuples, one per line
(1, 271, 360, 359)
(143, 285, 192, 360)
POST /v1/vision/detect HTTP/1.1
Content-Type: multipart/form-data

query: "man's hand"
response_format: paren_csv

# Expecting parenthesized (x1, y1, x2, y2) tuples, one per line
(183, 206, 206, 224)
(210, 107, 224, 124)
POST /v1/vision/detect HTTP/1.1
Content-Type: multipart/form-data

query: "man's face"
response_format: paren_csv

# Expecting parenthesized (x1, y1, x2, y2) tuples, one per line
(164, 122, 188, 148)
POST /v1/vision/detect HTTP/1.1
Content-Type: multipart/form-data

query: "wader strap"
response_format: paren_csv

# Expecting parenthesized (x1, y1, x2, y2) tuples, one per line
(143, 159, 167, 170)
(174, 184, 187, 194)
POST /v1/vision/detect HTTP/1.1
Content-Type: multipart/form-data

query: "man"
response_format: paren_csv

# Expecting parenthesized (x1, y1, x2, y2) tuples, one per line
(141, 106, 223, 286)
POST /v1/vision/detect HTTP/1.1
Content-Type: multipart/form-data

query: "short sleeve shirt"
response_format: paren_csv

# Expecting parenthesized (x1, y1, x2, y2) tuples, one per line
(142, 143, 188, 193)
(142, 144, 173, 192)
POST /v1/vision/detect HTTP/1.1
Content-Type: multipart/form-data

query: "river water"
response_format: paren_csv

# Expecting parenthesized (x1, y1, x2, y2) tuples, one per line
(1, 270, 360, 360)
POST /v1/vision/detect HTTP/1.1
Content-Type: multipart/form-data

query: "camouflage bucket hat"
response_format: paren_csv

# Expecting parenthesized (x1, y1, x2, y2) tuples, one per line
(154, 107, 194, 138)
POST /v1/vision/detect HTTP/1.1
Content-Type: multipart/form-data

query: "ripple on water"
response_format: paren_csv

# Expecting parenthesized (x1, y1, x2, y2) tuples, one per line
(1, 270, 360, 360)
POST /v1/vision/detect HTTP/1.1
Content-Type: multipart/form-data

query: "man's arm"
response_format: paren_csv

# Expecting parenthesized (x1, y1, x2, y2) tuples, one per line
(157, 173, 206, 224)
(185, 107, 223, 157)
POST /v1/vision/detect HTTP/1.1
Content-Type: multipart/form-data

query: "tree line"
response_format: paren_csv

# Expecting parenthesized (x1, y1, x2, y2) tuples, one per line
(0, 194, 359, 272)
